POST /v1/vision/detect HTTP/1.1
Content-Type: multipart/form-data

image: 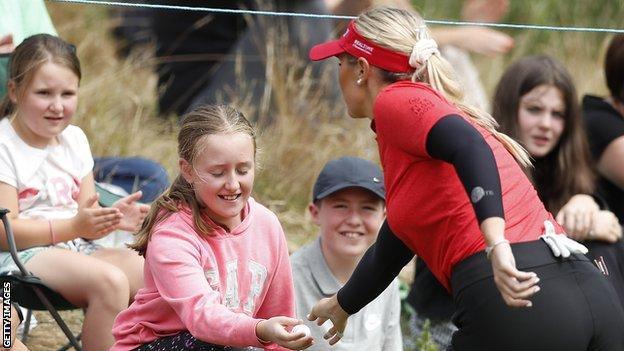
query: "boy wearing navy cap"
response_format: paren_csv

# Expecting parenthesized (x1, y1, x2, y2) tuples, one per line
(290, 157, 402, 350)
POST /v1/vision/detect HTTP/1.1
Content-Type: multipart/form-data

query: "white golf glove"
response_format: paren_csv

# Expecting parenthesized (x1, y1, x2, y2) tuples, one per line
(540, 220, 589, 258)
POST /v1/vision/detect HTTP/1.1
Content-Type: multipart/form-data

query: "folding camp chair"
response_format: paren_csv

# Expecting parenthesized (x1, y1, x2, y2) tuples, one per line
(0, 208, 82, 351)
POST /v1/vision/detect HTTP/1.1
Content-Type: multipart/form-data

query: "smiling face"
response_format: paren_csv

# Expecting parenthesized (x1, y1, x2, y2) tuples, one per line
(9, 61, 79, 148)
(310, 187, 385, 259)
(180, 132, 255, 231)
(517, 84, 566, 158)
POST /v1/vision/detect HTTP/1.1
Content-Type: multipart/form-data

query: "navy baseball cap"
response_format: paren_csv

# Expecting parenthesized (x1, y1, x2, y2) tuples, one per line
(312, 157, 385, 202)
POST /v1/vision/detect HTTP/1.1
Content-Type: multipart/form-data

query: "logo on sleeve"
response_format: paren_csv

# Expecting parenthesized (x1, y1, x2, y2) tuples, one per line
(471, 187, 494, 203)
(408, 97, 434, 118)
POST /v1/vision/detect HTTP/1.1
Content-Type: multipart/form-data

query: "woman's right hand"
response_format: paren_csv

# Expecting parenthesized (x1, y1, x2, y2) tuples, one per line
(72, 194, 123, 240)
(255, 317, 313, 350)
(307, 294, 349, 345)
(489, 242, 541, 308)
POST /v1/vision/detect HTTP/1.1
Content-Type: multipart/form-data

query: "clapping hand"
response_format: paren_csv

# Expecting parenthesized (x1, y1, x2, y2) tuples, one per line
(74, 194, 123, 240)
(112, 191, 150, 232)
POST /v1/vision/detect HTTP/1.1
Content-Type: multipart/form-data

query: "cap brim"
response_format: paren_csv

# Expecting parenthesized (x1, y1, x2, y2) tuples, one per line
(309, 40, 345, 61)
(314, 183, 385, 202)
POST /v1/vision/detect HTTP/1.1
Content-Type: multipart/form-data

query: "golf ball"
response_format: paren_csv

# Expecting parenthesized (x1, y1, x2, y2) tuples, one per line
(292, 324, 311, 337)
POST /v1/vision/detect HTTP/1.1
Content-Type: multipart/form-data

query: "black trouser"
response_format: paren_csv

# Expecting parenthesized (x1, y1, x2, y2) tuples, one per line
(133, 331, 259, 351)
(585, 239, 624, 308)
(450, 240, 624, 351)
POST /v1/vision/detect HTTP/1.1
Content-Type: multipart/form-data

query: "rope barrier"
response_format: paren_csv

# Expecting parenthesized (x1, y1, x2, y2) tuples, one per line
(47, 0, 624, 34)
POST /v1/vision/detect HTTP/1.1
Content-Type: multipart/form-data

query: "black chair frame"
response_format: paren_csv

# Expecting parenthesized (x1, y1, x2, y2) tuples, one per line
(0, 208, 82, 351)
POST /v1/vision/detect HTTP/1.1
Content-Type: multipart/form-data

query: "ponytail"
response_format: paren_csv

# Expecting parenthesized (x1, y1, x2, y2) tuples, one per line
(354, 6, 531, 168)
(422, 55, 532, 168)
(130, 175, 216, 257)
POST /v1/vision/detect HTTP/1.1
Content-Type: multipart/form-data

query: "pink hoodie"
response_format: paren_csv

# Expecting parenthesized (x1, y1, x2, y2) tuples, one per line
(112, 198, 295, 350)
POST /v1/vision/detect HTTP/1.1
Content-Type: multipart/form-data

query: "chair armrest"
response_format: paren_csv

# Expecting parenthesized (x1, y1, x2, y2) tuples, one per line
(0, 208, 31, 276)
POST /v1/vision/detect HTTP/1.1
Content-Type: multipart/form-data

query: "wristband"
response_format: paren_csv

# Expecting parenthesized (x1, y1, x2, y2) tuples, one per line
(485, 239, 509, 259)
(48, 220, 57, 245)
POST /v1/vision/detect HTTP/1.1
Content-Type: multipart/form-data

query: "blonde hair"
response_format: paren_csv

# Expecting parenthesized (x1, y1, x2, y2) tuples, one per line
(355, 6, 531, 167)
(130, 105, 257, 256)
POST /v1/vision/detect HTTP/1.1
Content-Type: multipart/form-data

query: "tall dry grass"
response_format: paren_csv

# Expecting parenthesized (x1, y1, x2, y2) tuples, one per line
(46, 2, 383, 251)
(45, 0, 624, 248)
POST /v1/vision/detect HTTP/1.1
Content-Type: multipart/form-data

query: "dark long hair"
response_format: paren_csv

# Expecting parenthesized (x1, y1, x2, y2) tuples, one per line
(492, 55, 594, 213)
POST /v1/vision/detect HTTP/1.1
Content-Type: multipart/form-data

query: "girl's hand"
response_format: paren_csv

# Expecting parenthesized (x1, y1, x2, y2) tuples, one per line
(73, 194, 123, 240)
(308, 294, 349, 345)
(112, 191, 150, 232)
(589, 210, 622, 243)
(489, 242, 540, 308)
(556, 194, 600, 241)
(256, 317, 313, 350)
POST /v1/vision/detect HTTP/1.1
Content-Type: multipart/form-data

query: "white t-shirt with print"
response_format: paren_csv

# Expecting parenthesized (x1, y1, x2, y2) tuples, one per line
(0, 118, 94, 220)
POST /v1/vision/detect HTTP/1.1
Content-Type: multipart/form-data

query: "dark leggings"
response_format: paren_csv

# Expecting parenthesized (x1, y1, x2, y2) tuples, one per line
(450, 240, 624, 351)
(133, 331, 258, 351)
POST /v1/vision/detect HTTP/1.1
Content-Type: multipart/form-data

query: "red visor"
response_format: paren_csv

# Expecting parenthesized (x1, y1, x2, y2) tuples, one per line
(309, 20, 413, 73)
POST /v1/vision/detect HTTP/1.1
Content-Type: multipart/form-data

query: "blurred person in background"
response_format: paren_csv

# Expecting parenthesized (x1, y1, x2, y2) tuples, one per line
(0, 0, 57, 101)
(582, 35, 624, 223)
(145, 0, 335, 119)
(133, 0, 511, 118)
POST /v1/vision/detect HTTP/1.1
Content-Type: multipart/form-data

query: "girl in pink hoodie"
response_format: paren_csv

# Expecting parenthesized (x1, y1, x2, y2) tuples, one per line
(112, 105, 313, 351)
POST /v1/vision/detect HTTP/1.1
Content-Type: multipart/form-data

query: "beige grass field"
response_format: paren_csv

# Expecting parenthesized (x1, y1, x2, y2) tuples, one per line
(18, 0, 624, 350)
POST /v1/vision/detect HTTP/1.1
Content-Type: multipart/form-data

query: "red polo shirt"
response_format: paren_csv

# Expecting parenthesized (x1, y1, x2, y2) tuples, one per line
(373, 81, 559, 290)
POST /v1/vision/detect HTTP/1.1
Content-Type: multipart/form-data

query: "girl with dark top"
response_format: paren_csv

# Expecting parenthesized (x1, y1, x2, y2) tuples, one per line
(306, 6, 624, 350)
(582, 35, 624, 223)
(494, 56, 624, 299)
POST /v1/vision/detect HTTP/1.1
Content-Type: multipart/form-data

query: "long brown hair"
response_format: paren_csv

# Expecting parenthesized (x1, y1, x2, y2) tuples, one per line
(492, 55, 594, 213)
(1, 34, 80, 116)
(130, 105, 257, 256)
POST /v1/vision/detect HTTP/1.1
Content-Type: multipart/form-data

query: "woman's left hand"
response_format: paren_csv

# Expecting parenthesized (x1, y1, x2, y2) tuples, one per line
(556, 194, 600, 241)
(308, 295, 349, 345)
(112, 191, 150, 232)
(489, 242, 540, 308)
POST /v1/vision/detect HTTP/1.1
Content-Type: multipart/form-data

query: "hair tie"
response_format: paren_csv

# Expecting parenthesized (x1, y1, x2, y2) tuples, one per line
(409, 38, 440, 68)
